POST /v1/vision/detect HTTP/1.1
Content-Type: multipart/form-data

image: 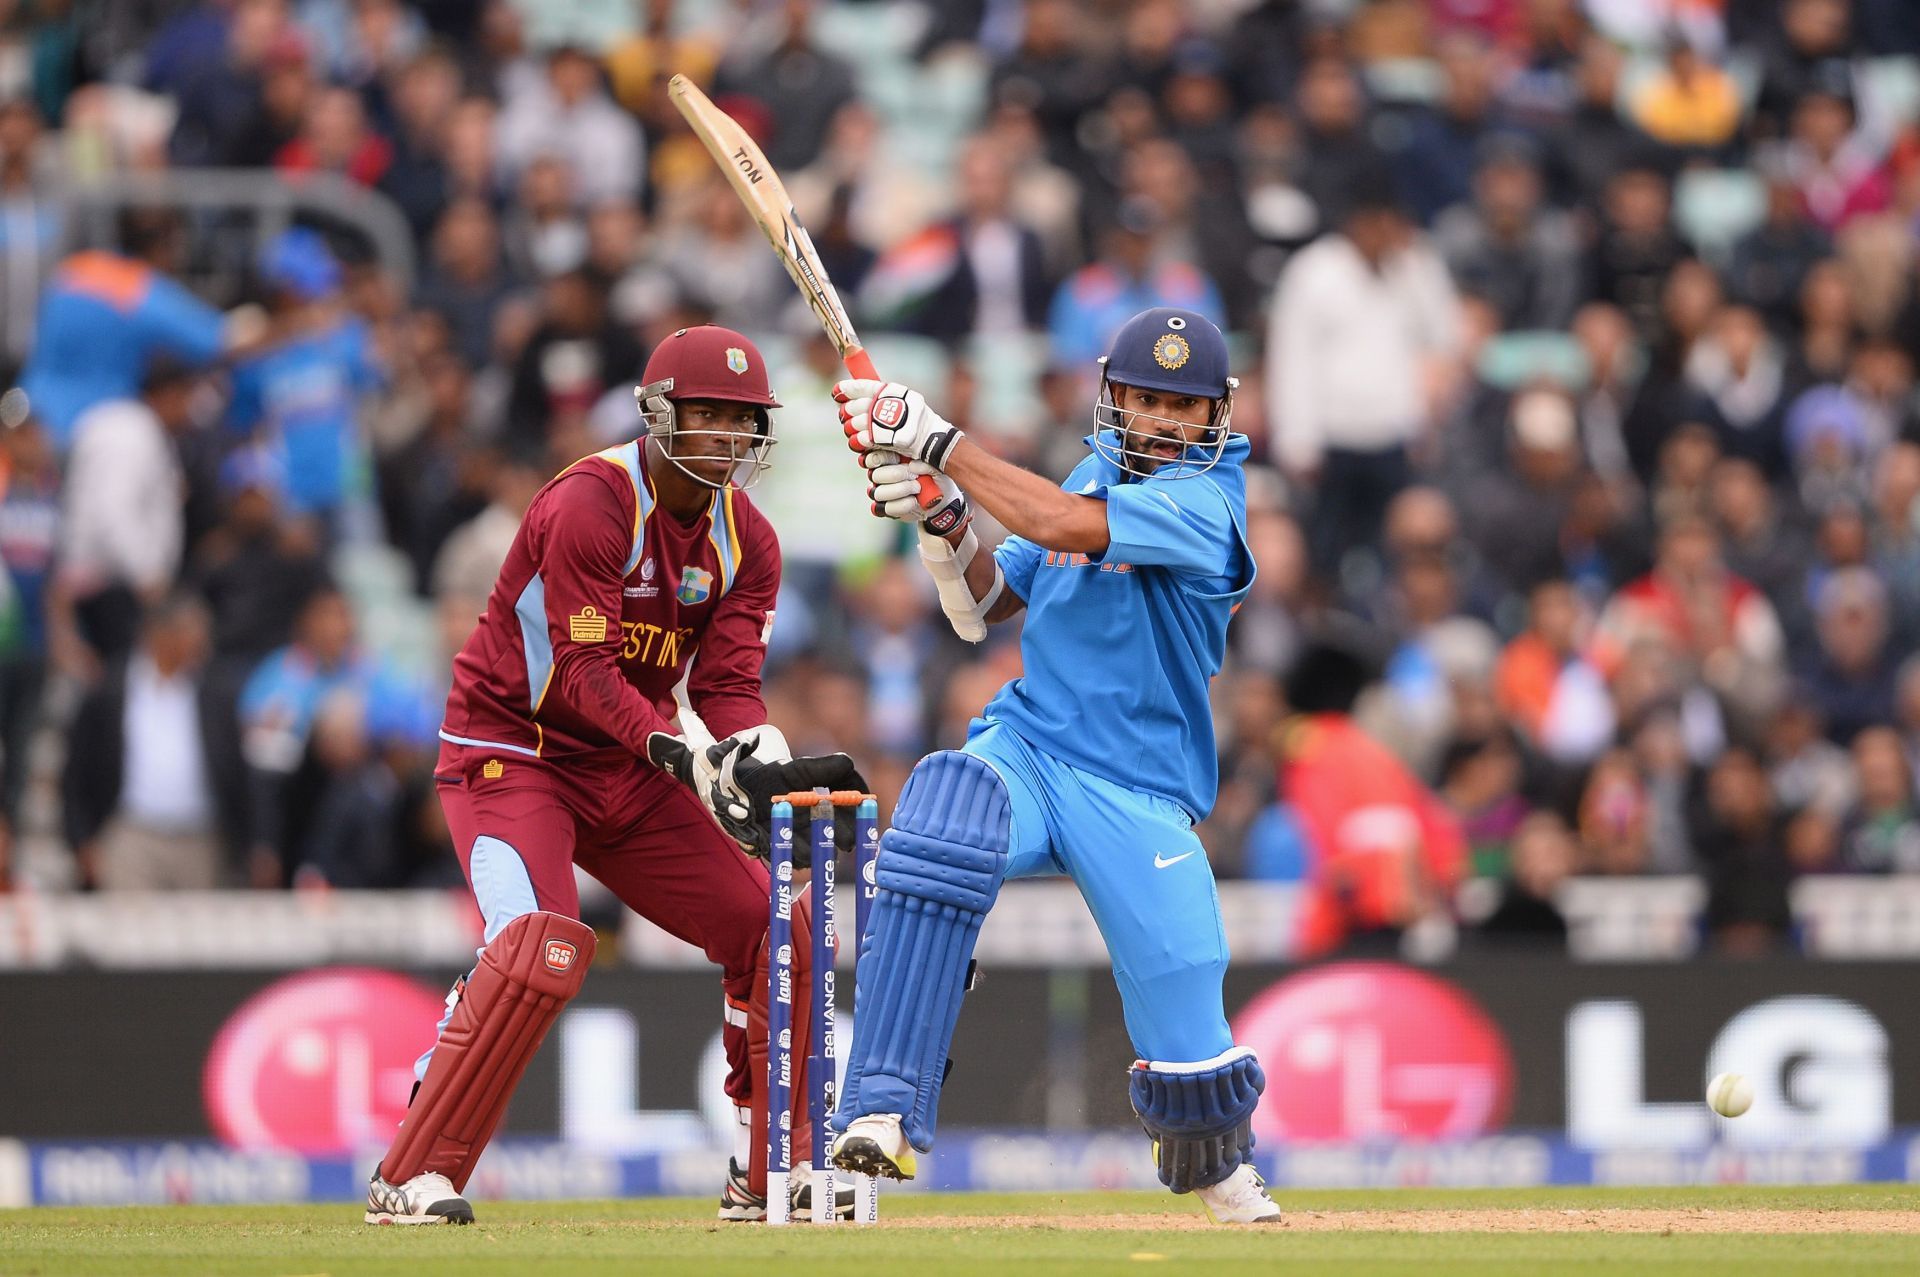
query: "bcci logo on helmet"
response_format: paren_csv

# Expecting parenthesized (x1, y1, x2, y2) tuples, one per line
(544, 940, 577, 972)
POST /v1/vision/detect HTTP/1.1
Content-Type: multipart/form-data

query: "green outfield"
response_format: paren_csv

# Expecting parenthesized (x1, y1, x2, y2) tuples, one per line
(5, 1186, 1918, 1277)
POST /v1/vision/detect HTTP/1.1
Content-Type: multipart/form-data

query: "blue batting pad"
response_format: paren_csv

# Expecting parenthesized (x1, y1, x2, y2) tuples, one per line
(834, 751, 1009, 1150)
(1128, 1046, 1265, 1192)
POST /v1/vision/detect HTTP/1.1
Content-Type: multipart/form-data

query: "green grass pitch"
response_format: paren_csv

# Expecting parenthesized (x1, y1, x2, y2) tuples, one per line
(4, 1186, 1918, 1276)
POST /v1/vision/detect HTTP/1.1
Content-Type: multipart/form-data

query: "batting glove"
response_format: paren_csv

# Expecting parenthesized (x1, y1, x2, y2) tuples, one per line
(834, 378, 965, 471)
(864, 453, 970, 534)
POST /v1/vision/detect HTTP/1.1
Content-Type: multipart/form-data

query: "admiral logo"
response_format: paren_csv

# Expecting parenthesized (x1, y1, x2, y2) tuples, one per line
(873, 396, 908, 429)
(544, 940, 578, 972)
(482, 760, 505, 780)
(569, 606, 609, 643)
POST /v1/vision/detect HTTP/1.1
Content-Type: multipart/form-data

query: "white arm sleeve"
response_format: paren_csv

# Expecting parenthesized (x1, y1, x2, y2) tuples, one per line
(918, 524, 1002, 644)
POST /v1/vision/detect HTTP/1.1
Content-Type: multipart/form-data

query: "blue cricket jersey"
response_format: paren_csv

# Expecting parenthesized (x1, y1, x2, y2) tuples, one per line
(228, 319, 381, 516)
(979, 433, 1255, 821)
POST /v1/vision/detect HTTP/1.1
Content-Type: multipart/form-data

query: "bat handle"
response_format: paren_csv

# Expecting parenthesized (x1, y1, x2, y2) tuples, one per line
(841, 346, 944, 510)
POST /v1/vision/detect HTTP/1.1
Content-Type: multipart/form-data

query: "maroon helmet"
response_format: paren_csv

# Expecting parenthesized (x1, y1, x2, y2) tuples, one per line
(633, 326, 780, 489)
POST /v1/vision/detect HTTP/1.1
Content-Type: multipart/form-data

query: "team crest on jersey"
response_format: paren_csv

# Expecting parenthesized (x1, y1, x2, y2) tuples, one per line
(677, 567, 714, 604)
(1153, 334, 1190, 370)
(726, 347, 749, 375)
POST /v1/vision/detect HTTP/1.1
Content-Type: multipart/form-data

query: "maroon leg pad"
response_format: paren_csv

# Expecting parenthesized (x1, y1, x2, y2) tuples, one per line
(379, 911, 595, 1191)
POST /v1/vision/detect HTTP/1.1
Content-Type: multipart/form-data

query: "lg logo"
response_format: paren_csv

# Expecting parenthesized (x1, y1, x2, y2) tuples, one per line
(1566, 996, 1890, 1148)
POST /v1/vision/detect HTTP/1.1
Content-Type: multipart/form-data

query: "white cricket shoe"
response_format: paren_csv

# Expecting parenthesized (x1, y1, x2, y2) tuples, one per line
(1193, 1164, 1282, 1224)
(830, 1113, 918, 1181)
(789, 1163, 857, 1220)
(365, 1170, 475, 1225)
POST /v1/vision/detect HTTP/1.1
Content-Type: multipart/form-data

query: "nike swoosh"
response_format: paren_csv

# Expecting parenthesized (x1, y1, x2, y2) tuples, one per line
(1153, 851, 1198, 869)
(1156, 491, 1182, 514)
(1079, 480, 1099, 494)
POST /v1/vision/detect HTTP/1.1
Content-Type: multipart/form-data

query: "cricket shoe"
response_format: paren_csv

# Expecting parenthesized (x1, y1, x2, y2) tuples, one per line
(790, 1163, 857, 1220)
(717, 1158, 765, 1221)
(1193, 1164, 1282, 1224)
(830, 1113, 918, 1181)
(364, 1170, 474, 1225)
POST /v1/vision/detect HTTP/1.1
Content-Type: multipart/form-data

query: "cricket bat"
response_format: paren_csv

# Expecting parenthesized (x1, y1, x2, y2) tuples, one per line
(667, 73, 941, 508)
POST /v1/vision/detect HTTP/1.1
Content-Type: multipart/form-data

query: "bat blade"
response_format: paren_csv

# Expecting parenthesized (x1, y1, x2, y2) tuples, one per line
(668, 73, 941, 509)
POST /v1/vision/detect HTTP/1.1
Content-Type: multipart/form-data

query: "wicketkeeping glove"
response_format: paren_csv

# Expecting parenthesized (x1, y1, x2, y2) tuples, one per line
(834, 378, 965, 471)
(647, 732, 869, 865)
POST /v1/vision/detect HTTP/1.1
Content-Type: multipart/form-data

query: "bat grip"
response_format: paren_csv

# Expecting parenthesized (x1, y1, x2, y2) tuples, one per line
(842, 346, 945, 511)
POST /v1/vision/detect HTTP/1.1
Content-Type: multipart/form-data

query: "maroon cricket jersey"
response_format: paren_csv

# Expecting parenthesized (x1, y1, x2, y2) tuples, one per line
(440, 440, 779, 761)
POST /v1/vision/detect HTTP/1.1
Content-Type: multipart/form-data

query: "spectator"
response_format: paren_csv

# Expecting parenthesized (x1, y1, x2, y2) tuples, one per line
(1437, 730, 1531, 877)
(1474, 810, 1575, 942)
(430, 450, 545, 660)
(1755, 0, 1858, 139)
(1291, 57, 1389, 230)
(1630, 38, 1743, 153)
(1686, 305, 1790, 479)
(503, 268, 641, 461)
(20, 209, 229, 449)
(62, 595, 235, 890)
(1780, 71, 1892, 233)
(1466, 386, 1587, 594)
(377, 46, 464, 238)
(1548, 32, 1642, 210)
(1768, 689, 1858, 820)
(1046, 196, 1224, 370)
(227, 229, 384, 542)
(712, 0, 854, 173)
(987, 0, 1111, 166)
(298, 689, 453, 889)
(1591, 514, 1788, 726)
(495, 44, 643, 204)
(1495, 578, 1615, 764)
(0, 388, 56, 883)
(1726, 170, 1834, 330)
(0, 99, 64, 367)
(1587, 164, 1688, 342)
(1278, 640, 1468, 957)
(55, 357, 203, 668)
(417, 198, 515, 370)
(883, 136, 1049, 343)
(1388, 32, 1505, 226)
(1838, 725, 1920, 872)
(1577, 749, 1655, 874)
(1711, 457, 1813, 640)
(275, 83, 392, 187)
(1267, 178, 1462, 575)
(191, 447, 331, 670)
(1801, 567, 1899, 743)
(239, 585, 428, 887)
(1434, 136, 1584, 332)
(1692, 745, 1794, 952)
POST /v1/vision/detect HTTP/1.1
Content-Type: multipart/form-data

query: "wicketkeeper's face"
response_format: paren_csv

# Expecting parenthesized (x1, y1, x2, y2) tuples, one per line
(671, 398, 768, 483)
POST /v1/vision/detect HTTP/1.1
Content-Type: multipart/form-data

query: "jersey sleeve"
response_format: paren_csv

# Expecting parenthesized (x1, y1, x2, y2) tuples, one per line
(993, 533, 1044, 602)
(141, 274, 225, 364)
(687, 507, 779, 740)
(1097, 477, 1235, 578)
(538, 472, 675, 754)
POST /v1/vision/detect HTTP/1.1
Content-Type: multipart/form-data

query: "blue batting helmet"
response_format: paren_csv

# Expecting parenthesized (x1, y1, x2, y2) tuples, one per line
(1092, 307, 1238, 478)
(1102, 307, 1232, 398)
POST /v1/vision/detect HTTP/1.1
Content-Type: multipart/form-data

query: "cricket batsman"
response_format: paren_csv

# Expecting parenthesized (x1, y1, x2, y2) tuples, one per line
(827, 307, 1280, 1223)
(366, 326, 859, 1225)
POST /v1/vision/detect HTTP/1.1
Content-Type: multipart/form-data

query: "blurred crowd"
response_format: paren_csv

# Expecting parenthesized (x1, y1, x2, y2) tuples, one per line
(1, 0, 1919, 955)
